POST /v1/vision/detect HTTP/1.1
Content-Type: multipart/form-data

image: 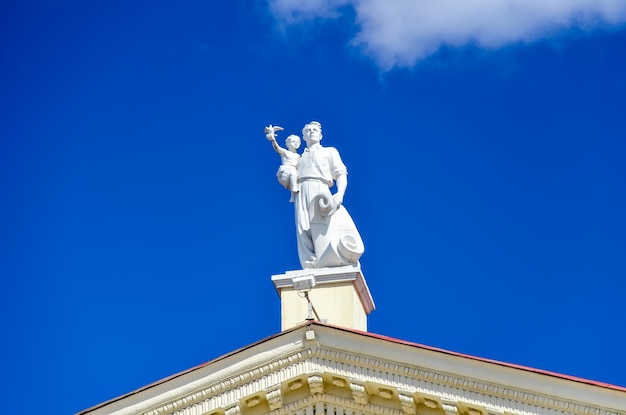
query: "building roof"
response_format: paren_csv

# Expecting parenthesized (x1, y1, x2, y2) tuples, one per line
(78, 321, 626, 415)
(324, 322, 626, 393)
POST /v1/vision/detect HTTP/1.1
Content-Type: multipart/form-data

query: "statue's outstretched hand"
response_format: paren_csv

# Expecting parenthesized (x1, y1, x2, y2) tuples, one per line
(264, 125, 283, 141)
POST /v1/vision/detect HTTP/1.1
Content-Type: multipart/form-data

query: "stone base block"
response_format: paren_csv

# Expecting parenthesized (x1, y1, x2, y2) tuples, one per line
(271, 264, 375, 331)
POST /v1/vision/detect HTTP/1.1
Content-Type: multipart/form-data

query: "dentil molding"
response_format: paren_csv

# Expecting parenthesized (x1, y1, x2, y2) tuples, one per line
(140, 344, 621, 415)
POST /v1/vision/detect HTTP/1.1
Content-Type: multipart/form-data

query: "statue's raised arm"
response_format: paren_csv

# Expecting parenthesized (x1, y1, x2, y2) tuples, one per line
(264, 125, 283, 148)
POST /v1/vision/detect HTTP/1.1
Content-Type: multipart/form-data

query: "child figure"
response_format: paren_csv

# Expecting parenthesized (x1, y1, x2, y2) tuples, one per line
(265, 125, 301, 202)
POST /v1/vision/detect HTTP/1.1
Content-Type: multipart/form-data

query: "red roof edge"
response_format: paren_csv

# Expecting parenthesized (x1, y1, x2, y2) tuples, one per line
(77, 320, 626, 414)
(311, 321, 626, 393)
(76, 324, 305, 414)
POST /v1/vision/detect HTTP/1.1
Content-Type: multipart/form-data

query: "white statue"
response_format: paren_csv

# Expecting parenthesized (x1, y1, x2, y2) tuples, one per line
(265, 125, 301, 202)
(267, 121, 364, 269)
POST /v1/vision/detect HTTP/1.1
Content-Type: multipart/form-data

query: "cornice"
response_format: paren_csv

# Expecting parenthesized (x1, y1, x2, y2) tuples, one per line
(306, 346, 622, 415)
(275, 392, 407, 415)
(271, 264, 375, 313)
(138, 344, 622, 415)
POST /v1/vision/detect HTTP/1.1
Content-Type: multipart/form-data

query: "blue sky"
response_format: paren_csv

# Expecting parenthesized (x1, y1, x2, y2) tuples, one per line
(1, 1, 625, 414)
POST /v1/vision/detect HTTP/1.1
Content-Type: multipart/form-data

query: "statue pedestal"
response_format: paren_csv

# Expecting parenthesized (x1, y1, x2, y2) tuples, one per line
(271, 264, 375, 331)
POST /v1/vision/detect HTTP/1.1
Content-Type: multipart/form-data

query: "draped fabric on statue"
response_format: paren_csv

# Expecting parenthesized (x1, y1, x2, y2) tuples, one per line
(295, 179, 364, 269)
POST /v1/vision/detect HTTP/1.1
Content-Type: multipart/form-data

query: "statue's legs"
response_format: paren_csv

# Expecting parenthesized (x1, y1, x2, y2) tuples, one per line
(295, 180, 328, 268)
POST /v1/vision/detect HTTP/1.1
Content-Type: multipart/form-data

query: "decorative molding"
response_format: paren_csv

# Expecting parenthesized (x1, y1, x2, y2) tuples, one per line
(266, 389, 283, 411)
(423, 399, 439, 409)
(224, 405, 240, 415)
(350, 382, 368, 405)
(244, 396, 262, 408)
(442, 402, 459, 415)
(288, 379, 304, 390)
(308, 375, 324, 395)
(332, 376, 347, 387)
(399, 393, 415, 415)
(379, 387, 394, 399)
(140, 346, 623, 415)
(274, 393, 406, 415)
(307, 346, 622, 415)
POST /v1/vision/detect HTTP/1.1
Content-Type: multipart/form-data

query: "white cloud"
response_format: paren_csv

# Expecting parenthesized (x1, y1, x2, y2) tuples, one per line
(268, 0, 626, 68)
(269, 0, 351, 23)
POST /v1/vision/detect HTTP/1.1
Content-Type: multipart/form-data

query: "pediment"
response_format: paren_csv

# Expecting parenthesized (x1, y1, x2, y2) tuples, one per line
(80, 323, 625, 415)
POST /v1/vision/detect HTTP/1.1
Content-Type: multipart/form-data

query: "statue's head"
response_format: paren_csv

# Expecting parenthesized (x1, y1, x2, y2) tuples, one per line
(302, 121, 322, 146)
(286, 134, 301, 151)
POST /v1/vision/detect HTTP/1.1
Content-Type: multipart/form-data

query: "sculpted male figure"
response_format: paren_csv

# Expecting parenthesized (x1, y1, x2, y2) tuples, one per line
(295, 121, 364, 268)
